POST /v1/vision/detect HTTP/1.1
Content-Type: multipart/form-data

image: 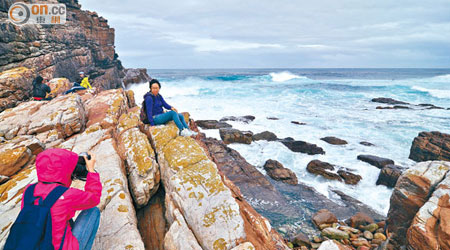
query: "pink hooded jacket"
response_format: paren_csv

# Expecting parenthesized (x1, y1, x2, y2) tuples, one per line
(20, 148, 102, 250)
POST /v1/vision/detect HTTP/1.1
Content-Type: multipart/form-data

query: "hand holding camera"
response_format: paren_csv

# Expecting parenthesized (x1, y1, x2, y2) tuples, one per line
(72, 152, 96, 181)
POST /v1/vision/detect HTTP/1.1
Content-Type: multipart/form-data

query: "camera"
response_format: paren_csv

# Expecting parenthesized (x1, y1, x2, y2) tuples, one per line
(71, 152, 91, 181)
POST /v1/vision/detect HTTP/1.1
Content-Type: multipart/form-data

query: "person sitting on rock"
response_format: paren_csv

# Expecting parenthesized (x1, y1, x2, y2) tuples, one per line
(143, 79, 197, 136)
(32, 75, 53, 101)
(78, 71, 92, 89)
(65, 72, 92, 94)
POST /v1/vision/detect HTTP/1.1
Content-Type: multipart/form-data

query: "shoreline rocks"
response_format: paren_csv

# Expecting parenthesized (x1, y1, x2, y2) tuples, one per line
(195, 120, 232, 129)
(320, 136, 348, 145)
(263, 159, 298, 185)
(357, 154, 394, 169)
(281, 138, 325, 155)
(409, 131, 450, 162)
(307, 160, 362, 185)
(219, 128, 253, 144)
(220, 115, 255, 123)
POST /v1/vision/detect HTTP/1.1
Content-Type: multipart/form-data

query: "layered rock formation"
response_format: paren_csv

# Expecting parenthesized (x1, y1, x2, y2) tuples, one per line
(386, 160, 450, 249)
(0, 83, 293, 249)
(409, 131, 450, 162)
(0, 0, 129, 112)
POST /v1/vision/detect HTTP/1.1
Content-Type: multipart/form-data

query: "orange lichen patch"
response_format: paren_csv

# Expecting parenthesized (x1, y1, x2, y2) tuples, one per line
(107, 188, 114, 193)
(125, 245, 134, 250)
(203, 204, 238, 228)
(150, 123, 179, 151)
(0, 67, 31, 79)
(114, 178, 124, 185)
(0, 146, 30, 176)
(119, 193, 126, 199)
(1, 222, 12, 234)
(163, 136, 207, 171)
(0, 166, 34, 203)
(118, 109, 140, 132)
(119, 128, 155, 175)
(85, 124, 102, 134)
(177, 160, 227, 196)
(213, 238, 227, 250)
(118, 205, 129, 213)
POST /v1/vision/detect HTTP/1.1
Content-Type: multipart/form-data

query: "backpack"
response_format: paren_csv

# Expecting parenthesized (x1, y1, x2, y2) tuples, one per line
(140, 94, 155, 124)
(4, 183, 70, 250)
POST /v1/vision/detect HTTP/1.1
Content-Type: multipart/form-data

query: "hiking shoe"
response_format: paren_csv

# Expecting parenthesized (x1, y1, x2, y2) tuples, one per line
(180, 129, 191, 137)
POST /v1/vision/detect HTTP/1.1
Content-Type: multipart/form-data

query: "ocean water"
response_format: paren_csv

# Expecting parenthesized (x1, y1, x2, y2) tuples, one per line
(127, 68, 450, 215)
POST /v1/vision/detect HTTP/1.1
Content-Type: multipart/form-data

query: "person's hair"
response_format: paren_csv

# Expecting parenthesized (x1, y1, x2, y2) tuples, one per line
(35, 76, 43, 85)
(149, 79, 161, 89)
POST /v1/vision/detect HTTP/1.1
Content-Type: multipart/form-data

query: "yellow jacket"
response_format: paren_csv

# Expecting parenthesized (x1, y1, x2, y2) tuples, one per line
(80, 77, 92, 89)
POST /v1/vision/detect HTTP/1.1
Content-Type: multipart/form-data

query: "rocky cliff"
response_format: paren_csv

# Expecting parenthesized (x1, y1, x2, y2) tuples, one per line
(0, 83, 290, 250)
(0, 0, 125, 112)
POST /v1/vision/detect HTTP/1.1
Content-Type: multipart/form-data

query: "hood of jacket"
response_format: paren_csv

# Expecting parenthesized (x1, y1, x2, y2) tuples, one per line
(36, 148, 79, 187)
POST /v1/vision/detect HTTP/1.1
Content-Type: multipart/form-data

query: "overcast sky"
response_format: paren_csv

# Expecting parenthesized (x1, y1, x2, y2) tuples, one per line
(79, 0, 450, 69)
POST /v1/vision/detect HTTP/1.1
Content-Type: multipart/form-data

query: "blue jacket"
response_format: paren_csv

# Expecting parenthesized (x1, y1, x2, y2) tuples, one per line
(144, 92, 172, 125)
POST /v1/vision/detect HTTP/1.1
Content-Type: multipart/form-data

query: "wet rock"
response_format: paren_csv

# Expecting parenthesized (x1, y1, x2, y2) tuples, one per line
(351, 237, 370, 247)
(219, 128, 253, 144)
(363, 223, 379, 233)
(418, 103, 445, 109)
(376, 164, 404, 188)
(359, 141, 375, 147)
(263, 159, 298, 185)
(409, 131, 450, 162)
(292, 232, 311, 247)
(195, 120, 232, 129)
(307, 160, 342, 182)
(200, 136, 385, 240)
(337, 170, 362, 185)
(371, 97, 409, 105)
(321, 136, 348, 145)
(357, 155, 394, 169)
(347, 212, 375, 228)
(387, 161, 450, 248)
(253, 131, 278, 141)
(0, 67, 36, 112)
(291, 121, 306, 125)
(281, 138, 325, 155)
(123, 68, 151, 87)
(376, 105, 410, 109)
(321, 228, 349, 240)
(220, 115, 255, 123)
(312, 209, 338, 228)
(373, 233, 386, 241)
(267, 117, 280, 120)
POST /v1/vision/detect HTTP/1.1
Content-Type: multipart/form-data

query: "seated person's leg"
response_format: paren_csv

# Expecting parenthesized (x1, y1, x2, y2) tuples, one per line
(153, 111, 183, 129)
(177, 113, 189, 129)
(72, 207, 101, 250)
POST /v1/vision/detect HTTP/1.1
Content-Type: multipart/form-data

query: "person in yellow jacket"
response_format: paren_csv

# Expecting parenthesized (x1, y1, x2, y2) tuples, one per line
(79, 72, 92, 89)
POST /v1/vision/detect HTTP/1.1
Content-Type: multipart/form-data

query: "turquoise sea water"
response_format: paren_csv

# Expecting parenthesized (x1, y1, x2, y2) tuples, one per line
(127, 68, 450, 215)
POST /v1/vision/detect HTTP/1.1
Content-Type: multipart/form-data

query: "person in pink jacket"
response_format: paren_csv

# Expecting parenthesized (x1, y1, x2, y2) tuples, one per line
(20, 148, 102, 250)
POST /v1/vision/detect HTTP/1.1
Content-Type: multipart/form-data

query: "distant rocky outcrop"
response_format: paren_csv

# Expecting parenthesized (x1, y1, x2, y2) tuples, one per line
(220, 115, 255, 124)
(280, 138, 325, 155)
(196, 120, 232, 129)
(0, 0, 125, 111)
(219, 128, 253, 144)
(409, 131, 450, 162)
(123, 68, 151, 87)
